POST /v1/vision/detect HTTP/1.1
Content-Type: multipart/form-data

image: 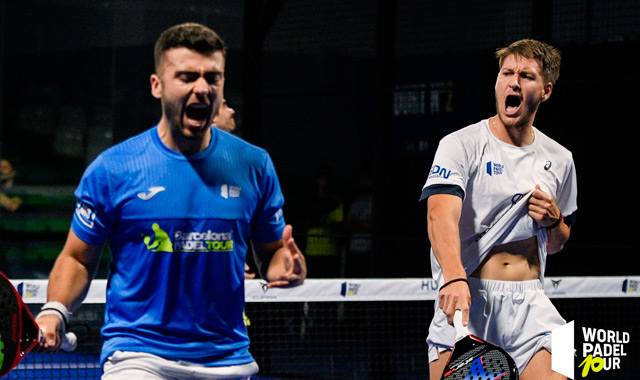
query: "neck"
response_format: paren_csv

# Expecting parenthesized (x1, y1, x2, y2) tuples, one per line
(157, 120, 211, 156)
(490, 115, 535, 147)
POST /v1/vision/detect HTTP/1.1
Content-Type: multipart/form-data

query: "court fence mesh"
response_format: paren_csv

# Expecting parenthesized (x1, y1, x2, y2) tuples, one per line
(8, 277, 640, 379)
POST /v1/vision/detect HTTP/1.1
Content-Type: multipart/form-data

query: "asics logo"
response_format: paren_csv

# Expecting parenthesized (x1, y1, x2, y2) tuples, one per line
(138, 186, 166, 200)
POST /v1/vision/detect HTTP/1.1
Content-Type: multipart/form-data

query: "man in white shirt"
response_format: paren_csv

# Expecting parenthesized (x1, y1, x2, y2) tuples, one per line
(421, 39, 577, 380)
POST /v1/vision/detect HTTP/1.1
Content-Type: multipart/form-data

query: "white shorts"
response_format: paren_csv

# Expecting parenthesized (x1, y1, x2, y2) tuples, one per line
(102, 351, 259, 380)
(427, 278, 566, 372)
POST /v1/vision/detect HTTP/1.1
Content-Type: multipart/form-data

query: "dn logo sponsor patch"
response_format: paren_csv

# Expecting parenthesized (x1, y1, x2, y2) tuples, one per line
(428, 165, 451, 179)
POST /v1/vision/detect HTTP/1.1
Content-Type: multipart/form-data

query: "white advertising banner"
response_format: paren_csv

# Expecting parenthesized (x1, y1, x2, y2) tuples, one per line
(11, 276, 640, 304)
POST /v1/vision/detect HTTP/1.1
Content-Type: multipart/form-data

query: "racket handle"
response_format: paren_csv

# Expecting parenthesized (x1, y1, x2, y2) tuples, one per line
(38, 328, 78, 351)
(61, 332, 78, 351)
(453, 310, 471, 341)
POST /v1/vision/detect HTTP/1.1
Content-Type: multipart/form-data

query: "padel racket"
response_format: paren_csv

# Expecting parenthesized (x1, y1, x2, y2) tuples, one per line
(0, 271, 76, 378)
(441, 310, 519, 380)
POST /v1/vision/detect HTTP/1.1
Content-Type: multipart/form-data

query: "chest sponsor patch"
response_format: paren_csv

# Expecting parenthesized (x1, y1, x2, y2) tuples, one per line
(142, 223, 234, 253)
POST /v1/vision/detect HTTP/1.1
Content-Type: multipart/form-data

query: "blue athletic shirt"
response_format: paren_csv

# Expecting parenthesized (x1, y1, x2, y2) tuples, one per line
(71, 126, 286, 367)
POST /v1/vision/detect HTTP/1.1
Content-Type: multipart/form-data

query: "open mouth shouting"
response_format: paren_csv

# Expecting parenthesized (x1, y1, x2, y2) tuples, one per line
(504, 94, 522, 117)
(184, 102, 212, 130)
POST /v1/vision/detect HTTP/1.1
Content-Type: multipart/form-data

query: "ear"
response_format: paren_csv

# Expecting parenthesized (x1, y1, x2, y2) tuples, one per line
(541, 82, 553, 102)
(150, 73, 162, 99)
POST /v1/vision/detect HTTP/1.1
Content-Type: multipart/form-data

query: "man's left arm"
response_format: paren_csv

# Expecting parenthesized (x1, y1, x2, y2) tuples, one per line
(253, 224, 307, 288)
(546, 220, 571, 254)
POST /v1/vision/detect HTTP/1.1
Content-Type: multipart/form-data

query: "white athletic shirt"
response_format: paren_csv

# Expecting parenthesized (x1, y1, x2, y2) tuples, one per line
(420, 119, 578, 285)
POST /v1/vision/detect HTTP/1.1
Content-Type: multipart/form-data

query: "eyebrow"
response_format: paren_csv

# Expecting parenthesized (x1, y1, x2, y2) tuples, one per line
(175, 69, 223, 75)
(501, 66, 539, 77)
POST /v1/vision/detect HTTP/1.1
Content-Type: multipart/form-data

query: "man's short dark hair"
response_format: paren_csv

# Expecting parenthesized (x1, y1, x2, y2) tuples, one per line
(154, 23, 226, 73)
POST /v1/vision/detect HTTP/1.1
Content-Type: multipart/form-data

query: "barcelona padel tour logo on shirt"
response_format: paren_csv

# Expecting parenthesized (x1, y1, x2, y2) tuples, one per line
(142, 223, 234, 253)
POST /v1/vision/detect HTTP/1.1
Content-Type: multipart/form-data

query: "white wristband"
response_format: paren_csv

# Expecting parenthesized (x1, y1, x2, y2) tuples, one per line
(36, 301, 71, 326)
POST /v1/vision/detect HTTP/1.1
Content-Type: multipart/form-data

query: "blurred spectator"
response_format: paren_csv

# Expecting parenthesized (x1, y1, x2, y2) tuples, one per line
(212, 98, 236, 133)
(345, 174, 373, 277)
(0, 159, 22, 212)
(304, 168, 344, 277)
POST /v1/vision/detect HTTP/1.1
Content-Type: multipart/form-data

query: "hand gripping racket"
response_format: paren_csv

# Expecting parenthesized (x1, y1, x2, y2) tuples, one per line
(0, 271, 77, 378)
(441, 310, 519, 380)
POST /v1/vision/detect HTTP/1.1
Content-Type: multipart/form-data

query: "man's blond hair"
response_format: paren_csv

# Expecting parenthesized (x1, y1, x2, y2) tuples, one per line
(496, 39, 561, 85)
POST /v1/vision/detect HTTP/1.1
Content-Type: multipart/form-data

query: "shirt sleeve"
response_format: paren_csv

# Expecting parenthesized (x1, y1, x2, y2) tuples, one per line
(421, 133, 469, 200)
(71, 156, 115, 246)
(555, 153, 578, 225)
(250, 153, 286, 243)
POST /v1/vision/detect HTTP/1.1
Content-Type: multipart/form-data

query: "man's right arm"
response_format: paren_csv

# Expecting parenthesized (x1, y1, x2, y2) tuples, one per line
(427, 193, 471, 326)
(36, 228, 103, 351)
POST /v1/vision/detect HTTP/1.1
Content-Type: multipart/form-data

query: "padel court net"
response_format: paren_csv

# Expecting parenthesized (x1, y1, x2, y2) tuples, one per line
(7, 277, 640, 379)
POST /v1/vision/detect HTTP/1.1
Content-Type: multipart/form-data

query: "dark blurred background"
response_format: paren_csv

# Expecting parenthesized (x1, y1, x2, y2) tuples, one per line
(0, 0, 637, 280)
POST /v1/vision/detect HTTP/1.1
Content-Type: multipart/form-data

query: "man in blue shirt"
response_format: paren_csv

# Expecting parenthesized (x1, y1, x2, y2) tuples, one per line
(36, 23, 307, 380)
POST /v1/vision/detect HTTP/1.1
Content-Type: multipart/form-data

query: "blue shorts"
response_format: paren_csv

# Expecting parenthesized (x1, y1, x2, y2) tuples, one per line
(427, 278, 566, 372)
